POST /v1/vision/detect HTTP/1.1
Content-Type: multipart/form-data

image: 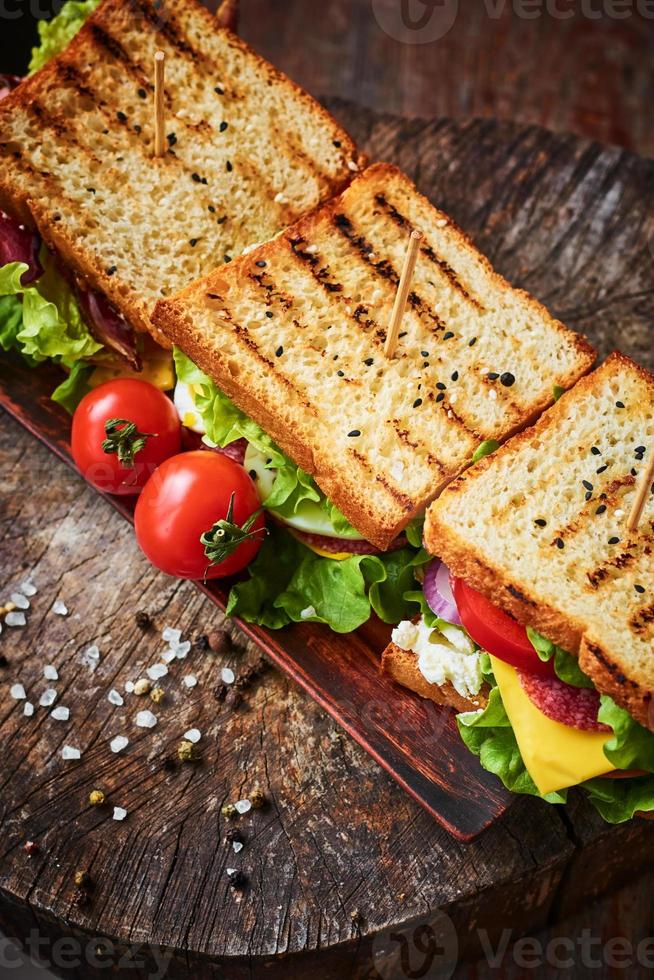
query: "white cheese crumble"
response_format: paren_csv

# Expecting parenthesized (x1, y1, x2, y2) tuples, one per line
(391, 617, 482, 699)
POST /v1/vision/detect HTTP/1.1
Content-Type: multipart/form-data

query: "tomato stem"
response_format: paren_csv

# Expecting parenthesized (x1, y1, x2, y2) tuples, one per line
(101, 417, 155, 468)
(200, 492, 264, 574)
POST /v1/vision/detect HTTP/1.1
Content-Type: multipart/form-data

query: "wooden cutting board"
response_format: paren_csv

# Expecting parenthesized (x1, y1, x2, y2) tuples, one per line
(1, 107, 654, 975)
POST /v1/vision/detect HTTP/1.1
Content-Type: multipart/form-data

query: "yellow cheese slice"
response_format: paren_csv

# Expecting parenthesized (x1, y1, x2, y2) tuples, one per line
(490, 655, 616, 795)
(288, 530, 353, 561)
(89, 352, 175, 391)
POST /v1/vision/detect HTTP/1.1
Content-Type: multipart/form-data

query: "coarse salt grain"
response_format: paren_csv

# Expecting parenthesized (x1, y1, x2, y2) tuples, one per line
(184, 728, 201, 743)
(175, 641, 191, 659)
(300, 606, 316, 620)
(147, 664, 168, 681)
(19, 580, 37, 597)
(6, 611, 26, 627)
(61, 745, 81, 760)
(43, 665, 58, 681)
(10, 684, 26, 700)
(51, 706, 70, 722)
(489, 389, 497, 400)
(82, 645, 100, 671)
(108, 689, 124, 706)
(183, 674, 198, 689)
(136, 710, 157, 729)
(162, 626, 181, 644)
(615, 509, 625, 518)
(161, 648, 177, 664)
(233, 841, 244, 853)
(347, 159, 359, 172)
(436, 217, 448, 228)
(110, 735, 129, 753)
(52, 600, 68, 616)
(235, 799, 251, 815)
(10, 592, 30, 610)
(221, 667, 235, 685)
(124, 681, 135, 694)
(39, 689, 57, 708)
(23, 702, 34, 717)
(274, 192, 287, 204)
(113, 807, 127, 821)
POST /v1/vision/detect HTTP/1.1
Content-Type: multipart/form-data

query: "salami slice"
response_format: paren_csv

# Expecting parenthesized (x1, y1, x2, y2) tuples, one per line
(290, 529, 408, 556)
(519, 670, 611, 732)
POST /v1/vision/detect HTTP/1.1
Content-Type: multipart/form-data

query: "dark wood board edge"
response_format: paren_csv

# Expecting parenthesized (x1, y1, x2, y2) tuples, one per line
(0, 352, 512, 841)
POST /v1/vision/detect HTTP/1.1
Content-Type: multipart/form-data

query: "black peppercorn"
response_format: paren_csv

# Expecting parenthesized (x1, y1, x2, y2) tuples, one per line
(194, 633, 210, 652)
(225, 827, 243, 844)
(227, 869, 247, 889)
(225, 689, 242, 709)
(208, 629, 231, 654)
(135, 610, 151, 630)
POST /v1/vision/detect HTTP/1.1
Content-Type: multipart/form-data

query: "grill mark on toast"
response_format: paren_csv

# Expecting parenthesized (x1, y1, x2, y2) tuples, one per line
(373, 193, 484, 310)
(586, 549, 636, 589)
(88, 22, 134, 67)
(124, 0, 199, 60)
(374, 472, 416, 511)
(584, 641, 642, 691)
(630, 603, 654, 638)
(227, 321, 317, 410)
(331, 212, 447, 335)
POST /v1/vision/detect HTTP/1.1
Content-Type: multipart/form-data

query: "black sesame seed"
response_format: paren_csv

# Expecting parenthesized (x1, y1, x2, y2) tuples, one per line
(399, 331, 408, 339)
(635, 584, 646, 594)
(487, 372, 500, 381)
(413, 398, 423, 408)
(220, 121, 228, 132)
(333, 140, 342, 148)
(224, 254, 232, 263)
(192, 173, 202, 183)
(591, 446, 601, 455)
(555, 537, 565, 549)
(348, 430, 361, 438)
(596, 464, 608, 474)
(582, 480, 593, 491)
(117, 111, 127, 122)
(265, 311, 273, 318)
(635, 446, 646, 454)
(226, 160, 233, 172)
(585, 491, 592, 501)
(275, 346, 283, 357)
(215, 85, 224, 95)
(608, 536, 620, 545)
(636, 453, 645, 462)
(435, 392, 445, 403)
(255, 260, 267, 268)
(631, 467, 638, 477)
(87, 187, 96, 193)
(333, 354, 339, 361)
(443, 331, 454, 340)
(534, 519, 547, 527)
(106, 265, 117, 276)
(208, 205, 216, 213)
(337, 370, 345, 377)
(436, 382, 446, 390)
(500, 372, 516, 387)
(363, 357, 374, 366)
(616, 401, 625, 409)
(189, 238, 199, 247)
(451, 371, 459, 381)
(596, 504, 607, 515)
(468, 337, 477, 347)
(423, 362, 429, 369)
(421, 351, 429, 358)
(137, 88, 147, 99)
(167, 133, 177, 146)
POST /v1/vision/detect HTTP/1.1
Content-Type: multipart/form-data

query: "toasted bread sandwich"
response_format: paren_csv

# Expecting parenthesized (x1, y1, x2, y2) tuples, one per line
(385, 353, 654, 823)
(153, 162, 595, 550)
(0, 0, 361, 372)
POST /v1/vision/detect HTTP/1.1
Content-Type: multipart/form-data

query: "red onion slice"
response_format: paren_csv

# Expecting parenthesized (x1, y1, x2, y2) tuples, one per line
(0, 211, 43, 285)
(0, 74, 21, 102)
(423, 559, 462, 625)
(75, 285, 141, 370)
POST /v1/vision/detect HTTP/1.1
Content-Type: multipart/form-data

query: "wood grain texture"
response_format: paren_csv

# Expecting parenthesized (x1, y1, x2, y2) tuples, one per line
(240, 0, 654, 157)
(1, 106, 654, 977)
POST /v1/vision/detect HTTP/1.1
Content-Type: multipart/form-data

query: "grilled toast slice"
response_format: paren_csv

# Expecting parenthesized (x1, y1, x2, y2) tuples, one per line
(425, 352, 654, 728)
(381, 641, 489, 712)
(153, 162, 595, 548)
(0, 0, 361, 345)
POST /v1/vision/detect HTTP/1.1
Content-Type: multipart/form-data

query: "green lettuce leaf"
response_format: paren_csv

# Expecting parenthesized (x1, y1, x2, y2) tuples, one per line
(0, 257, 102, 366)
(173, 347, 360, 537)
(51, 360, 93, 413)
(527, 626, 594, 689)
(0, 294, 23, 352)
(583, 774, 654, 823)
(597, 695, 654, 773)
(29, 0, 101, 73)
(226, 525, 424, 634)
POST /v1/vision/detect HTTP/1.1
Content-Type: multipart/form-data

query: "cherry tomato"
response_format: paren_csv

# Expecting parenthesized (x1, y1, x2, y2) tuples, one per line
(451, 576, 555, 677)
(71, 379, 181, 495)
(134, 451, 265, 579)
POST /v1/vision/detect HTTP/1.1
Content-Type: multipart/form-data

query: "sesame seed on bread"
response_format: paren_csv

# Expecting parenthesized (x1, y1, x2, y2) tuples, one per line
(425, 352, 654, 729)
(0, 0, 362, 346)
(153, 162, 595, 548)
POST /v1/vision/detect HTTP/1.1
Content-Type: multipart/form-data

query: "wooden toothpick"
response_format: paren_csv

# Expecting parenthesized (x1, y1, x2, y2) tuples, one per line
(627, 449, 654, 532)
(154, 50, 166, 158)
(384, 229, 422, 359)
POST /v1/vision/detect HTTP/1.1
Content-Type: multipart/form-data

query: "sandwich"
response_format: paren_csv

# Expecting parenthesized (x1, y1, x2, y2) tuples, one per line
(384, 353, 654, 822)
(0, 0, 361, 409)
(152, 162, 595, 632)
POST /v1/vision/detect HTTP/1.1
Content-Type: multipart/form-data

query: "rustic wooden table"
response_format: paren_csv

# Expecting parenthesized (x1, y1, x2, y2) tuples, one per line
(1, 4, 654, 979)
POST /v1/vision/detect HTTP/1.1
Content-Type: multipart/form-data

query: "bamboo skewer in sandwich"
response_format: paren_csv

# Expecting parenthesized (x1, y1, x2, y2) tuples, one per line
(384, 228, 422, 359)
(153, 50, 166, 158)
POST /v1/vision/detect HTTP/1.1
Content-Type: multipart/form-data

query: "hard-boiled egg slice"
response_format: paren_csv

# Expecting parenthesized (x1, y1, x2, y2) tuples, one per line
(174, 381, 206, 434)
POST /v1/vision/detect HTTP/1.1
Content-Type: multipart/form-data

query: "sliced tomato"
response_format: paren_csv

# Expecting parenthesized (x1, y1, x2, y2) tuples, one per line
(451, 576, 555, 677)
